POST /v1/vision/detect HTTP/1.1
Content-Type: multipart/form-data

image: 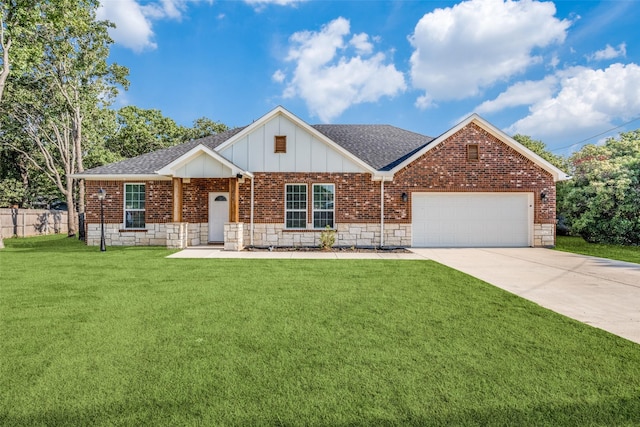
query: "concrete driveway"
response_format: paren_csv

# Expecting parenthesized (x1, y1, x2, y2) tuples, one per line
(411, 248, 640, 345)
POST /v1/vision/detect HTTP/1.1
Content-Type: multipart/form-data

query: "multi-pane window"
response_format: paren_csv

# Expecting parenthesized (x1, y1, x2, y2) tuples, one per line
(124, 183, 145, 228)
(285, 184, 307, 229)
(313, 184, 334, 228)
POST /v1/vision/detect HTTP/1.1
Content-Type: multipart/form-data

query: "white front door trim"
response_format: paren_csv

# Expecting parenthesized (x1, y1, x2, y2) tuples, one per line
(208, 192, 229, 242)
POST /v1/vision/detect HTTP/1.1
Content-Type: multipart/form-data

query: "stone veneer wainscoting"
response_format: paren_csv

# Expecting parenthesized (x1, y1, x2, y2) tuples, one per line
(244, 223, 412, 248)
(534, 223, 555, 248)
(87, 221, 550, 248)
(86, 223, 167, 247)
(224, 223, 244, 251)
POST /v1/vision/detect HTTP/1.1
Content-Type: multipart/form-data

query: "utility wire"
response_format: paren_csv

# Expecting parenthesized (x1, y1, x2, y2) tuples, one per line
(550, 115, 640, 153)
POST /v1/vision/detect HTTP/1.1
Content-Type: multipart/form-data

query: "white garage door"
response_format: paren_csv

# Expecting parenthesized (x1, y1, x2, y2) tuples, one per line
(412, 193, 532, 247)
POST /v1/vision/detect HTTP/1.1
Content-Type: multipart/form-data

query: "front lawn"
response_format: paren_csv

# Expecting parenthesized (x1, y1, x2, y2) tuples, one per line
(556, 235, 640, 264)
(1, 236, 639, 426)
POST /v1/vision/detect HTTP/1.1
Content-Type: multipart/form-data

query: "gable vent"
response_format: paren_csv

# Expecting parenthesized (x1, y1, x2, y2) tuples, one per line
(275, 135, 287, 153)
(467, 144, 479, 161)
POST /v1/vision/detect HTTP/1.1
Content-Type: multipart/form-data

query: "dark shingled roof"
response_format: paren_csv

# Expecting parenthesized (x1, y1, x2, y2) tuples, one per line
(81, 123, 433, 175)
(311, 124, 434, 171)
(80, 127, 246, 175)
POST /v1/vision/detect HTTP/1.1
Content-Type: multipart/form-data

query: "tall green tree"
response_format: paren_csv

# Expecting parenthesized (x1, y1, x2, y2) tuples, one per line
(513, 134, 571, 230)
(184, 116, 229, 140)
(562, 130, 640, 245)
(3, 0, 128, 236)
(512, 134, 569, 171)
(107, 106, 187, 159)
(0, 0, 42, 247)
(107, 107, 228, 159)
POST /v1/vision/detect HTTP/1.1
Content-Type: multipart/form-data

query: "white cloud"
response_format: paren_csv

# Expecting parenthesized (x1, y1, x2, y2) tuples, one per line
(98, 0, 156, 52)
(272, 69, 286, 83)
(475, 76, 558, 114)
(409, 0, 571, 106)
(507, 63, 640, 141)
(141, 0, 187, 20)
(349, 33, 373, 55)
(280, 17, 406, 122)
(587, 43, 627, 61)
(244, 0, 305, 11)
(97, 0, 193, 52)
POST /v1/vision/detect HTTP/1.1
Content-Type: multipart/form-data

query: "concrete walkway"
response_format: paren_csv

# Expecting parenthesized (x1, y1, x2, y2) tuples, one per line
(412, 248, 640, 345)
(168, 246, 640, 344)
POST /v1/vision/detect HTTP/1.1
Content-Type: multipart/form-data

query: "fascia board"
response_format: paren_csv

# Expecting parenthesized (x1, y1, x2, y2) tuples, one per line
(214, 106, 290, 152)
(155, 144, 245, 176)
(389, 113, 571, 182)
(470, 116, 571, 182)
(215, 105, 377, 174)
(387, 115, 475, 175)
(72, 174, 172, 181)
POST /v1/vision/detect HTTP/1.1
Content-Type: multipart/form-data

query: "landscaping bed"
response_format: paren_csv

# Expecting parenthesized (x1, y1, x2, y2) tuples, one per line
(245, 245, 410, 253)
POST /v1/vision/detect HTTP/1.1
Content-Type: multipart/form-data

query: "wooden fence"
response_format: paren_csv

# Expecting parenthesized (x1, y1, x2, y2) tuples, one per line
(0, 208, 68, 238)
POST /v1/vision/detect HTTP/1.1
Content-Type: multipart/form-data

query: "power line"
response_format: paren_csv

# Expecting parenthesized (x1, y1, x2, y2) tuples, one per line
(550, 115, 640, 153)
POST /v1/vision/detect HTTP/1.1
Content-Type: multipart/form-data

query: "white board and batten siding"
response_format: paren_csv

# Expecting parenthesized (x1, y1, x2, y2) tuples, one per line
(172, 153, 233, 178)
(412, 192, 533, 247)
(219, 115, 366, 173)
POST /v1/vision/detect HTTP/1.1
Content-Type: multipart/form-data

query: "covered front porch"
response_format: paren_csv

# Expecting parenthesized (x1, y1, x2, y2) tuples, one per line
(160, 144, 253, 251)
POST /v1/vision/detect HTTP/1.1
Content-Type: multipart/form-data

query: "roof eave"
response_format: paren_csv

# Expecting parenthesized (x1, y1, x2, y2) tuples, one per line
(215, 106, 378, 175)
(388, 113, 571, 182)
(71, 173, 171, 181)
(155, 144, 251, 177)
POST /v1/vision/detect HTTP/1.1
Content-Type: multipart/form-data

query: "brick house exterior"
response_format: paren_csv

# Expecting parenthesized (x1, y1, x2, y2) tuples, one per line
(77, 106, 568, 250)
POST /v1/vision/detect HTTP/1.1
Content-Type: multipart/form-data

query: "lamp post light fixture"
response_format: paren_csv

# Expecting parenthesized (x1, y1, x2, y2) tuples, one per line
(97, 188, 107, 252)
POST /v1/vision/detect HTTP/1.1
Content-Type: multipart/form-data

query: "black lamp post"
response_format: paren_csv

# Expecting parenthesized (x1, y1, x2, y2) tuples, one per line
(97, 188, 106, 252)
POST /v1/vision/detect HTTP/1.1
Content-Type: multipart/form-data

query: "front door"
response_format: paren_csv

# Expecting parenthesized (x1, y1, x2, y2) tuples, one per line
(208, 192, 229, 242)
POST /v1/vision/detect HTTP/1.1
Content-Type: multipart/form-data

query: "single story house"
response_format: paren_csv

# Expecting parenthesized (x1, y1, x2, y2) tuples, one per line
(76, 106, 569, 250)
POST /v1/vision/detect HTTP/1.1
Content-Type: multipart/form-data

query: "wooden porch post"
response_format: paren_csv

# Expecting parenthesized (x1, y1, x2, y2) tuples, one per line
(229, 177, 239, 222)
(172, 177, 183, 222)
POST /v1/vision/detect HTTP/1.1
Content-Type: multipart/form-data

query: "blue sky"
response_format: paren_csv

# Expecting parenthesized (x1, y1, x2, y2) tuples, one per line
(98, 0, 640, 155)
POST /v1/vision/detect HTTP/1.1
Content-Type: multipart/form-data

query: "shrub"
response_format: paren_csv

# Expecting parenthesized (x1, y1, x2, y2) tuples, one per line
(319, 225, 336, 250)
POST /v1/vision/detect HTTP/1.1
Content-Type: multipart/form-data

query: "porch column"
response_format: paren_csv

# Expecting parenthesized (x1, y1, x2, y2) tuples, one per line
(172, 177, 183, 222)
(229, 177, 239, 222)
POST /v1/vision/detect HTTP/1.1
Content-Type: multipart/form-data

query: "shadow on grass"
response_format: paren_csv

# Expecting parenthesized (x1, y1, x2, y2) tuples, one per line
(1, 235, 171, 255)
(1, 395, 638, 426)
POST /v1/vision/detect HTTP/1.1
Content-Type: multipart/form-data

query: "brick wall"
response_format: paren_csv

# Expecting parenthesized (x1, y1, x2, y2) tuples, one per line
(385, 123, 556, 224)
(85, 180, 172, 226)
(182, 178, 230, 223)
(84, 123, 557, 236)
(249, 173, 380, 224)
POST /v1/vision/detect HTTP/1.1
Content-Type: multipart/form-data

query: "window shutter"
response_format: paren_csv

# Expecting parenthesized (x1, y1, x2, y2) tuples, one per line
(275, 135, 287, 153)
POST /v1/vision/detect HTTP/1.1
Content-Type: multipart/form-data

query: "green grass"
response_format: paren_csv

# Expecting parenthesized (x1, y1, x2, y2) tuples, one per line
(1, 235, 640, 426)
(556, 235, 640, 264)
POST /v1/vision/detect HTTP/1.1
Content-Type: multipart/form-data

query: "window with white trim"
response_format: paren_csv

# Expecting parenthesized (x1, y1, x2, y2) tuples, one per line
(285, 184, 307, 229)
(313, 184, 334, 228)
(124, 183, 145, 228)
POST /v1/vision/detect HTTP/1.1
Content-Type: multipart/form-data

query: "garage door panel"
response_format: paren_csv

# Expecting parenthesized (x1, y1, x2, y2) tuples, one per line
(412, 193, 531, 247)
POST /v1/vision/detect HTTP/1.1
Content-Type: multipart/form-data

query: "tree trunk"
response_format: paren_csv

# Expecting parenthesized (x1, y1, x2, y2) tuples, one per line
(73, 107, 85, 215)
(18, 155, 30, 207)
(65, 174, 77, 237)
(0, 33, 10, 105)
(0, 23, 10, 249)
